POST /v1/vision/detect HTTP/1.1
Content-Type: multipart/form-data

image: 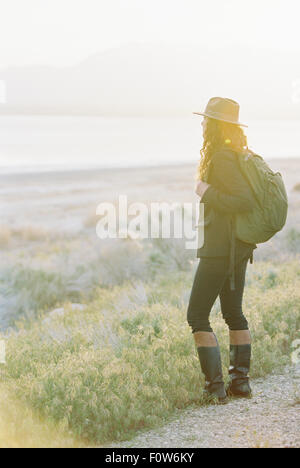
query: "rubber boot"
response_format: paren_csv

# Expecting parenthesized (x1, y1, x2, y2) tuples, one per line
(227, 344, 252, 397)
(197, 346, 227, 403)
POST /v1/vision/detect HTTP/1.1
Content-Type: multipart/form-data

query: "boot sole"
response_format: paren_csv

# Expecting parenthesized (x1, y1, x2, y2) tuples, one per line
(202, 392, 228, 405)
(227, 389, 252, 399)
(218, 397, 228, 405)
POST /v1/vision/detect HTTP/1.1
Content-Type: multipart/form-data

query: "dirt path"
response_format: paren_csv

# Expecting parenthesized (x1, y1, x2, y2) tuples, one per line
(109, 365, 300, 448)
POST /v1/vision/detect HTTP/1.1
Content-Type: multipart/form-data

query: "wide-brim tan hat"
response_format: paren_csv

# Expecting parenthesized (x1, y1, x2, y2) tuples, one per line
(193, 97, 248, 128)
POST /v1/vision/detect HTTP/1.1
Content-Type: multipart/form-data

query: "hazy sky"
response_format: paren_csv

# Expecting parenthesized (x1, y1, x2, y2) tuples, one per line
(0, 0, 299, 68)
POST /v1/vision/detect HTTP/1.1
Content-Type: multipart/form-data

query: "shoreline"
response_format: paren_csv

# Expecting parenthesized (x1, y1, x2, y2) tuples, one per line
(1, 156, 300, 179)
(0, 161, 196, 179)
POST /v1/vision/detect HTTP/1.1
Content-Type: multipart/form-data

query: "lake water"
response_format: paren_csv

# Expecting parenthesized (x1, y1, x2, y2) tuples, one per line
(0, 116, 299, 174)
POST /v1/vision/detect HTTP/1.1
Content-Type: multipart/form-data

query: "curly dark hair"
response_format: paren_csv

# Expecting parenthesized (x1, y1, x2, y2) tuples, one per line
(196, 118, 248, 181)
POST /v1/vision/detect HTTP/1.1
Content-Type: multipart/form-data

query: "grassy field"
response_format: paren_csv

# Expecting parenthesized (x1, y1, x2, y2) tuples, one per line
(1, 242, 299, 445)
(0, 162, 299, 447)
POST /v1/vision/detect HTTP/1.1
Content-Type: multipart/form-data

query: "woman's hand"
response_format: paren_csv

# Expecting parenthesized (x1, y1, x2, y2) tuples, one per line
(195, 179, 210, 198)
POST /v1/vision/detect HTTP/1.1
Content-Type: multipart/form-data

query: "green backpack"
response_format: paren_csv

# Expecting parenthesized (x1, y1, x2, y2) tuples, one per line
(235, 151, 288, 244)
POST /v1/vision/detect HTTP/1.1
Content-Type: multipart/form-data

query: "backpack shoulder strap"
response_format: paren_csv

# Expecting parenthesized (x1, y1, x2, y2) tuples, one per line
(229, 215, 236, 291)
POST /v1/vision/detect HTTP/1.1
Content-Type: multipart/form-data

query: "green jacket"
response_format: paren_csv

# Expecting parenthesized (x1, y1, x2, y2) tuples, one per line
(197, 147, 257, 260)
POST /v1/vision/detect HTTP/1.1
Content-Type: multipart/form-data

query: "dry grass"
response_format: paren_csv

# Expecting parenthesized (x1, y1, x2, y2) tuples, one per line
(292, 182, 300, 192)
(84, 212, 99, 229)
(0, 226, 11, 247)
(0, 224, 49, 246)
(0, 382, 90, 448)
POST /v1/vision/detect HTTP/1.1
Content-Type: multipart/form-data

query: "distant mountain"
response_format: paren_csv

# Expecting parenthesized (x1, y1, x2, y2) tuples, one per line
(0, 43, 299, 119)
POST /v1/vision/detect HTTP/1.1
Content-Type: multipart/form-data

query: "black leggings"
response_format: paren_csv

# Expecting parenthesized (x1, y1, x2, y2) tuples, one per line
(187, 254, 250, 333)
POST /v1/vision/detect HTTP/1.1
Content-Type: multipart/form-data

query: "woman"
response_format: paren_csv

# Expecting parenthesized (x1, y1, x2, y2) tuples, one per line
(187, 97, 256, 403)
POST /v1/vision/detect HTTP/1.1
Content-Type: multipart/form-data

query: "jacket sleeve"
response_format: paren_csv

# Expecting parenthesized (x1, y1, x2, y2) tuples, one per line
(201, 151, 256, 214)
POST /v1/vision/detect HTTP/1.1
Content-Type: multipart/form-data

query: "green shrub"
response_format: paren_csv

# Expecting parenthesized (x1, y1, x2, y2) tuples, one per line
(2, 260, 300, 443)
(285, 228, 300, 253)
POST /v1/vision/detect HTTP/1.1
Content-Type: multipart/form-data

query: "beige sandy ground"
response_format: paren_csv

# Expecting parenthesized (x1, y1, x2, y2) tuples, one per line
(2, 158, 300, 232)
(107, 365, 300, 449)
